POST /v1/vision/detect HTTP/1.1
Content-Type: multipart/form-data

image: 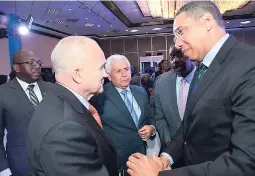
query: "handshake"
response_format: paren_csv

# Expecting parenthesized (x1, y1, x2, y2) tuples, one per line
(126, 153, 171, 176)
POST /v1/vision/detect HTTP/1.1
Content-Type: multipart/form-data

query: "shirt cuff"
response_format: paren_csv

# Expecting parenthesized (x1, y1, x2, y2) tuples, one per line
(161, 152, 174, 165)
(0, 168, 12, 176)
(150, 125, 156, 136)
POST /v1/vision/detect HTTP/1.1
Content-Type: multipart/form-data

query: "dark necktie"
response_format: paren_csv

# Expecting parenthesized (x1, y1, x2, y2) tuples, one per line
(27, 84, 39, 109)
(191, 63, 207, 93)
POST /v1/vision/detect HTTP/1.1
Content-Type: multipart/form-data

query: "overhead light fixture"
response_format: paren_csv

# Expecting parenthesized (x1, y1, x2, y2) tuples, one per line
(226, 21, 229, 24)
(126, 29, 129, 31)
(137, 0, 249, 19)
(18, 25, 29, 35)
(85, 17, 88, 20)
(130, 29, 139, 32)
(68, 8, 72, 11)
(152, 28, 162, 31)
(85, 23, 95, 27)
(53, 20, 64, 24)
(47, 8, 61, 15)
(146, 32, 149, 33)
(104, 35, 107, 36)
(240, 24, 243, 26)
(241, 20, 251, 24)
(97, 24, 100, 27)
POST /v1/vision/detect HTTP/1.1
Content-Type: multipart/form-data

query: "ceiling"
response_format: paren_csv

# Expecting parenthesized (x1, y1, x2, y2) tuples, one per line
(0, 0, 255, 39)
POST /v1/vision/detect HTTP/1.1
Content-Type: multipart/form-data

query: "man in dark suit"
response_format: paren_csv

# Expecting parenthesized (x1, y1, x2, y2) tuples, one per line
(91, 54, 155, 175)
(127, 1, 255, 176)
(154, 46, 195, 154)
(27, 36, 118, 176)
(0, 75, 8, 85)
(0, 49, 53, 176)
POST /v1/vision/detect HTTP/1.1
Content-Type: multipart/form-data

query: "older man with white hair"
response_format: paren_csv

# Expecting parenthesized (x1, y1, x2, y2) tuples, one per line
(27, 36, 118, 176)
(91, 54, 156, 176)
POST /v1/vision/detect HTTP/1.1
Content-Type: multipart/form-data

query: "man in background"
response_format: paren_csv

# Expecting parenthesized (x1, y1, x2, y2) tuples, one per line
(154, 45, 195, 161)
(27, 36, 118, 176)
(0, 49, 53, 176)
(91, 54, 155, 175)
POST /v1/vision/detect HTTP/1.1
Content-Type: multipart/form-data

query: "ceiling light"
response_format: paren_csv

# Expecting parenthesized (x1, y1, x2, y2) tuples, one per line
(126, 29, 129, 32)
(85, 17, 88, 20)
(146, 32, 148, 33)
(104, 35, 107, 36)
(241, 20, 251, 24)
(226, 21, 229, 24)
(137, 0, 249, 19)
(240, 24, 242, 26)
(130, 29, 139, 32)
(18, 25, 29, 35)
(98, 24, 100, 27)
(53, 20, 64, 24)
(85, 23, 95, 27)
(152, 28, 162, 31)
(68, 8, 72, 11)
(47, 8, 61, 15)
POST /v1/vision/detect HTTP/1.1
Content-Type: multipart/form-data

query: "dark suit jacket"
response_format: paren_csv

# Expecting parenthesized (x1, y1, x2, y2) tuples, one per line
(0, 78, 53, 176)
(91, 82, 154, 171)
(154, 71, 182, 145)
(27, 84, 118, 176)
(0, 75, 8, 85)
(159, 36, 255, 176)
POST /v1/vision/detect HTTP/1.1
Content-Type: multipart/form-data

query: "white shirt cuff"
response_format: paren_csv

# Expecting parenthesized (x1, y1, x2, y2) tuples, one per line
(161, 152, 174, 165)
(150, 125, 156, 136)
(0, 168, 12, 176)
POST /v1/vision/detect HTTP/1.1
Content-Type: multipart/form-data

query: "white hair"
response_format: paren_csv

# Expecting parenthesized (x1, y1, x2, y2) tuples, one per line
(51, 36, 96, 74)
(105, 54, 130, 74)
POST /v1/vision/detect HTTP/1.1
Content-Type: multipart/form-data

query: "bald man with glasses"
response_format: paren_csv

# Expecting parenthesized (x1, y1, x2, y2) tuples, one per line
(0, 49, 53, 176)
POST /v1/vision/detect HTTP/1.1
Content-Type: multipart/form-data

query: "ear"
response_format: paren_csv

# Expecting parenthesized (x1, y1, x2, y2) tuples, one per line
(201, 13, 213, 31)
(13, 64, 20, 73)
(72, 69, 82, 84)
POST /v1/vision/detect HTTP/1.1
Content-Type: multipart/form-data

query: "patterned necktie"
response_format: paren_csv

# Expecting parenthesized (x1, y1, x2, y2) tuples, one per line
(27, 84, 39, 110)
(89, 103, 103, 128)
(191, 63, 207, 93)
(178, 79, 188, 120)
(121, 89, 139, 127)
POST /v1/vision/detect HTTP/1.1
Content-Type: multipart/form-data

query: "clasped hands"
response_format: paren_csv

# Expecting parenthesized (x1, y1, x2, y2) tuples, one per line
(126, 153, 171, 176)
(138, 125, 154, 141)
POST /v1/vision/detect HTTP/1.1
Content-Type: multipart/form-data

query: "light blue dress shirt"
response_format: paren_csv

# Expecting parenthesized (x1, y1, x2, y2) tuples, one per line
(162, 33, 230, 166)
(115, 86, 141, 119)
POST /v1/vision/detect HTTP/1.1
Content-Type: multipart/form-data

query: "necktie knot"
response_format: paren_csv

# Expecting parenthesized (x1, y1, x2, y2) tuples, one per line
(198, 63, 207, 72)
(121, 89, 128, 97)
(27, 84, 35, 91)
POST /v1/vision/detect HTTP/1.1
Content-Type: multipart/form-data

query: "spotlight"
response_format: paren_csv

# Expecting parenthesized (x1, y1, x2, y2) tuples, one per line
(18, 25, 29, 35)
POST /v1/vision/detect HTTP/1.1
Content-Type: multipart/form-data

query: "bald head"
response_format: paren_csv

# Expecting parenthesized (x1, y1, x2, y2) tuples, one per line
(51, 36, 107, 100)
(13, 49, 36, 64)
(51, 36, 102, 74)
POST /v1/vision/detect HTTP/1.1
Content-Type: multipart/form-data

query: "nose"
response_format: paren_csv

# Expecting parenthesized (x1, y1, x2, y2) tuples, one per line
(174, 37, 184, 50)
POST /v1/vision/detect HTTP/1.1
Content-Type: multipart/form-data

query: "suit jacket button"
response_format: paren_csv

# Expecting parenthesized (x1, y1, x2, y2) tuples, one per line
(184, 142, 187, 145)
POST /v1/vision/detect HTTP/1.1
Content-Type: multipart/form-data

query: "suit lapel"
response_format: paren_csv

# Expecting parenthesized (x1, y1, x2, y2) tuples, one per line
(37, 81, 48, 97)
(130, 85, 145, 127)
(184, 35, 238, 135)
(106, 83, 137, 129)
(9, 78, 34, 115)
(168, 72, 181, 121)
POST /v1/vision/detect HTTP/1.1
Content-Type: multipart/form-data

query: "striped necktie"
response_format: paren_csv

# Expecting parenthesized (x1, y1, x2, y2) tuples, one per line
(121, 89, 139, 127)
(191, 63, 207, 93)
(27, 84, 39, 110)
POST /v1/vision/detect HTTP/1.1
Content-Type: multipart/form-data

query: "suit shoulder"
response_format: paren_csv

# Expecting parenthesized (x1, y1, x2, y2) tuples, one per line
(156, 70, 175, 83)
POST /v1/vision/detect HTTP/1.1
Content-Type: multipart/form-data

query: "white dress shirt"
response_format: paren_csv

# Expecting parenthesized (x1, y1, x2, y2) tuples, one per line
(1, 78, 43, 176)
(162, 33, 230, 166)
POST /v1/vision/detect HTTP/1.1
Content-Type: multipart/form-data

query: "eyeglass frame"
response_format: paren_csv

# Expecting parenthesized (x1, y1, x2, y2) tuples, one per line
(173, 25, 190, 44)
(14, 60, 44, 67)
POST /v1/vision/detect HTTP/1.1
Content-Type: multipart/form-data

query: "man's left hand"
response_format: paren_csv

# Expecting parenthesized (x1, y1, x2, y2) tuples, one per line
(138, 125, 154, 141)
(127, 153, 162, 176)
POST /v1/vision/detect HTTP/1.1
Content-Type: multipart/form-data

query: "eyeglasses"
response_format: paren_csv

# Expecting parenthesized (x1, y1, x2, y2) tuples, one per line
(173, 25, 189, 44)
(15, 60, 44, 67)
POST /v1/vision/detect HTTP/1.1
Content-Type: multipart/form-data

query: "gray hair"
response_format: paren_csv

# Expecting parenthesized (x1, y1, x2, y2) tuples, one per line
(176, 1, 225, 29)
(105, 54, 130, 74)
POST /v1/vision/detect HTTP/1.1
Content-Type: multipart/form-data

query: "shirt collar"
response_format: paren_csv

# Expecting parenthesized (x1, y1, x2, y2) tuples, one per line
(202, 33, 230, 68)
(16, 77, 38, 91)
(58, 83, 89, 110)
(115, 86, 131, 94)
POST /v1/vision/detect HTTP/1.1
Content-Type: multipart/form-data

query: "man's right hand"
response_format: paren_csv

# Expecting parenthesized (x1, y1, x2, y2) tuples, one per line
(160, 155, 171, 169)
